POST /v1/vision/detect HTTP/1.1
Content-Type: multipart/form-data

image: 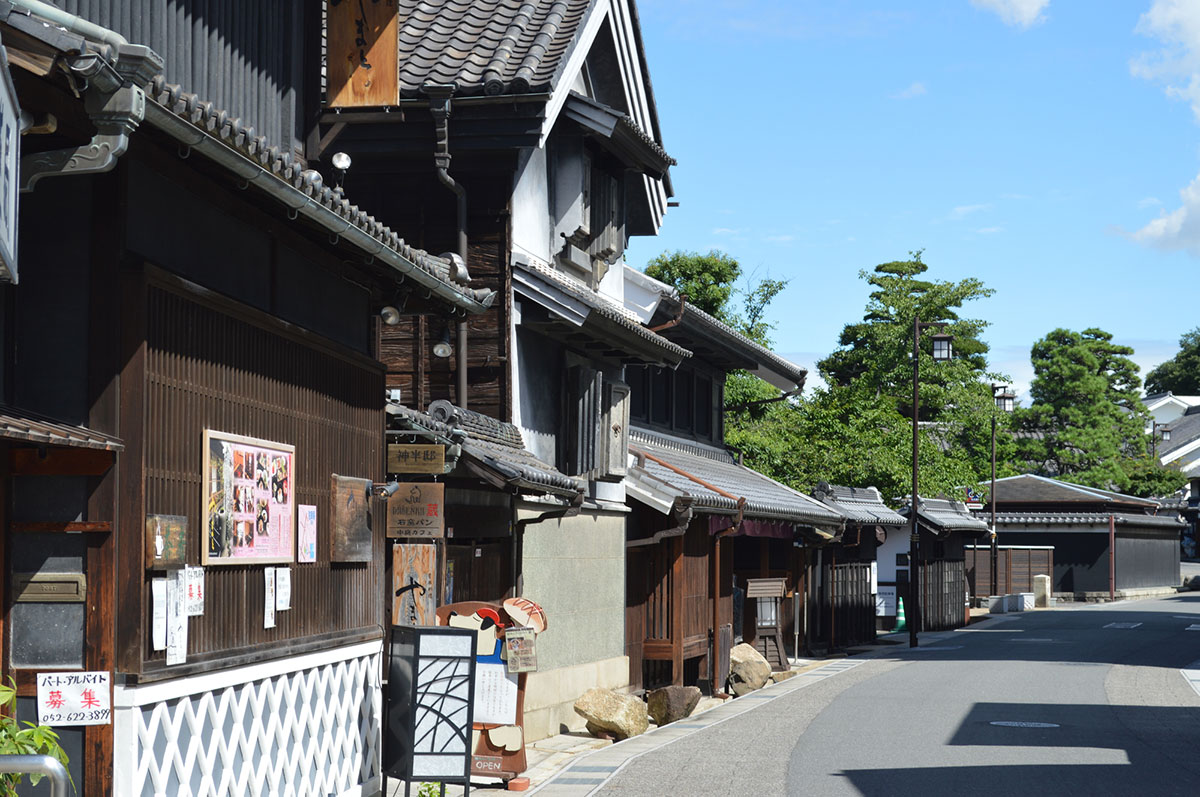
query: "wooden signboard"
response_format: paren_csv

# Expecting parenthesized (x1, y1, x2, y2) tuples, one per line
(203, 431, 295, 565)
(387, 444, 445, 474)
(392, 542, 437, 626)
(387, 482, 445, 538)
(326, 0, 399, 108)
(146, 514, 188, 569)
(331, 474, 373, 562)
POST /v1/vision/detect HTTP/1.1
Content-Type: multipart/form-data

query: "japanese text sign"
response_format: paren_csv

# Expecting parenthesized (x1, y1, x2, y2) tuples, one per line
(37, 671, 111, 726)
(387, 482, 445, 538)
(387, 444, 445, 474)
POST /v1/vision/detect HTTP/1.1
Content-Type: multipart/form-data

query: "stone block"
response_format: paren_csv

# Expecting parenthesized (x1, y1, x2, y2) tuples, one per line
(574, 687, 648, 740)
(1033, 574, 1051, 607)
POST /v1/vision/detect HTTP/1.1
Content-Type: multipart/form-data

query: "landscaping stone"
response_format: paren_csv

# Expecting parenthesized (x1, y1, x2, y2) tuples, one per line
(646, 685, 701, 726)
(728, 643, 771, 696)
(574, 688, 648, 741)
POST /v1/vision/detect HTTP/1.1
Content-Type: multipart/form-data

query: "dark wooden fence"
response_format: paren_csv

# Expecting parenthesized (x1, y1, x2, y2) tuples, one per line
(918, 559, 966, 632)
(965, 545, 1055, 598)
(832, 562, 875, 648)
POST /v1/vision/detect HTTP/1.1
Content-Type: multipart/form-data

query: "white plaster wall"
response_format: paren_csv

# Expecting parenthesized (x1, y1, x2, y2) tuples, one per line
(511, 146, 551, 267)
(518, 505, 626, 672)
(876, 528, 908, 584)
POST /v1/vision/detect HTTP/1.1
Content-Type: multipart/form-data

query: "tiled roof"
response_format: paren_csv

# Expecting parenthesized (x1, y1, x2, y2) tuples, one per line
(396, 0, 592, 98)
(0, 406, 123, 451)
(563, 93, 675, 172)
(674, 300, 807, 388)
(513, 258, 691, 362)
(146, 76, 495, 311)
(989, 474, 1159, 508)
(986, 512, 1185, 529)
(901, 497, 990, 536)
(387, 403, 583, 496)
(812, 483, 906, 526)
(626, 429, 844, 529)
(1158, 411, 1200, 459)
(2, 4, 495, 313)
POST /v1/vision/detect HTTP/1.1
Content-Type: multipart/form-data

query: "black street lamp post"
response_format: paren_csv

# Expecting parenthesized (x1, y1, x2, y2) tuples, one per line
(989, 384, 1015, 598)
(910, 317, 953, 648)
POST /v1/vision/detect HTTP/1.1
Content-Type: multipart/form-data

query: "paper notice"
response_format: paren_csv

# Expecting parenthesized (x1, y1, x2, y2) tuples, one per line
(37, 671, 111, 726)
(166, 568, 188, 665)
(264, 567, 276, 629)
(275, 567, 291, 611)
(298, 504, 317, 563)
(473, 662, 518, 725)
(151, 578, 167, 651)
(185, 566, 205, 617)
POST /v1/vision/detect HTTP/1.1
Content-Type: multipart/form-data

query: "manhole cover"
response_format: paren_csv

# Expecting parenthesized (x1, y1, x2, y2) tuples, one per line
(990, 721, 1060, 728)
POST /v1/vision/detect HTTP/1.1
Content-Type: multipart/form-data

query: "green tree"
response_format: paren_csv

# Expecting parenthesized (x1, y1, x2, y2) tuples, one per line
(644, 250, 741, 322)
(1016, 327, 1183, 496)
(1145, 327, 1200, 395)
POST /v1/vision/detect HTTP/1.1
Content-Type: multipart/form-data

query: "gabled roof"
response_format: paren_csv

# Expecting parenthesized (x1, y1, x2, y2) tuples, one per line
(626, 429, 843, 530)
(1158, 410, 1200, 461)
(513, 258, 690, 366)
(811, 483, 906, 526)
(985, 512, 1184, 529)
(395, 0, 593, 98)
(900, 497, 990, 536)
(386, 402, 583, 497)
(988, 474, 1158, 510)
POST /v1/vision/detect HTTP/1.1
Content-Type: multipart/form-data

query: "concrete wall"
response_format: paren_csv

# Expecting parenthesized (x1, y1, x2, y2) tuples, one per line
(518, 502, 629, 739)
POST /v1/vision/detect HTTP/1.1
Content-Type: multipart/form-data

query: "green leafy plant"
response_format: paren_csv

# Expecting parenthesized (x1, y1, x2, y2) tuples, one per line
(415, 782, 441, 797)
(0, 678, 73, 796)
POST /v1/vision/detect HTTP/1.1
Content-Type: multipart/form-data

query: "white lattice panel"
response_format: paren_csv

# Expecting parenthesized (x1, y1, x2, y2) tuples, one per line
(115, 641, 382, 797)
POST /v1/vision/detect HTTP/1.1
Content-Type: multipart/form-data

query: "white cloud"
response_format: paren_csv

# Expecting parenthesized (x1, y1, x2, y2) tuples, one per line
(1131, 170, 1200, 255)
(1132, 0, 1200, 121)
(946, 203, 991, 220)
(970, 0, 1050, 29)
(1139, 196, 1163, 208)
(891, 81, 927, 100)
(711, 227, 744, 235)
(976, 226, 1004, 234)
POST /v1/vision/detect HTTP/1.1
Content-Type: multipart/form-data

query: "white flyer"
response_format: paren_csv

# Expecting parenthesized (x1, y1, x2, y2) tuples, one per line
(151, 578, 167, 651)
(472, 662, 518, 725)
(185, 566, 205, 617)
(264, 567, 276, 629)
(36, 671, 111, 726)
(166, 568, 188, 665)
(275, 567, 291, 611)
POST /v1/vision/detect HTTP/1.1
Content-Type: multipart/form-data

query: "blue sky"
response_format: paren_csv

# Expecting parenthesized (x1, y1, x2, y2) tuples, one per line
(625, 0, 1200, 400)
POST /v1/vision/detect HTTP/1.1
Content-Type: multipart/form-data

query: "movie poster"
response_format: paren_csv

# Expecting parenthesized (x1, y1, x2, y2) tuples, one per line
(203, 430, 295, 565)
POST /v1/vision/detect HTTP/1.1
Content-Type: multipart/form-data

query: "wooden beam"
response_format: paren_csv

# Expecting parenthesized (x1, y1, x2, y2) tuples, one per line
(11, 521, 112, 533)
(326, 0, 399, 108)
(9, 447, 114, 476)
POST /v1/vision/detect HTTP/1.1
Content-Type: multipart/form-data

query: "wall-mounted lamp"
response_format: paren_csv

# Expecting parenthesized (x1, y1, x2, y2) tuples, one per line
(331, 151, 351, 189)
(373, 481, 401, 498)
(432, 324, 454, 358)
(380, 306, 402, 326)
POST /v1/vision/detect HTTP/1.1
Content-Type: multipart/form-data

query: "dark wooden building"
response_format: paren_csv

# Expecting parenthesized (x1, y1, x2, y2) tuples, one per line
(897, 497, 990, 632)
(810, 483, 906, 649)
(0, 4, 492, 793)
(984, 475, 1183, 600)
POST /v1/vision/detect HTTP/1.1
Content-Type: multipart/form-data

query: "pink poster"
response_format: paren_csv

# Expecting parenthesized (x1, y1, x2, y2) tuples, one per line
(298, 504, 318, 563)
(203, 430, 296, 565)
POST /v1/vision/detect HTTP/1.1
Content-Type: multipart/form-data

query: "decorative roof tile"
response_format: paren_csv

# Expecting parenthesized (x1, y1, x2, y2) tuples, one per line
(812, 483, 906, 526)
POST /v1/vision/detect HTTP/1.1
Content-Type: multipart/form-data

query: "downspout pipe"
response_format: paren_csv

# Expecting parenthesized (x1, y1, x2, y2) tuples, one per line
(425, 83, 470, 409)
(10, 0, 127, 50)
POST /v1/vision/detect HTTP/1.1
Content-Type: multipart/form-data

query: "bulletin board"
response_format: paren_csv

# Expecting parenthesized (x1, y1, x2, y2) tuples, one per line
(202, 430, 295, 565)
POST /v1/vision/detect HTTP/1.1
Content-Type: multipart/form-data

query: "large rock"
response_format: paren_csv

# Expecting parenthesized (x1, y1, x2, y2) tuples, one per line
(728, 643, 771, 696)
(646, 685, 701, 726)
(574, 688, 648, 740)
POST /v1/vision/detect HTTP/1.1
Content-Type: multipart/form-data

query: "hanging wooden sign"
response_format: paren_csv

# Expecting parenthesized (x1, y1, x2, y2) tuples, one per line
(387, 444, 445, 474)
(145, 514, 188, 569)
(387, 482, 445, 538)
(326, 0, 399, 108)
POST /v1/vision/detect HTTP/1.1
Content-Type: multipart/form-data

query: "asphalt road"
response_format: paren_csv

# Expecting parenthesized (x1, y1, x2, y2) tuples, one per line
(596, 593, 1200, 796)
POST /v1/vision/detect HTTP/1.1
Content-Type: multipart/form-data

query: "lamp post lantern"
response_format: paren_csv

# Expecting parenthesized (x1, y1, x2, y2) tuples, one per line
(989, 384, 1015, 598)
(910, 317, 953, 648)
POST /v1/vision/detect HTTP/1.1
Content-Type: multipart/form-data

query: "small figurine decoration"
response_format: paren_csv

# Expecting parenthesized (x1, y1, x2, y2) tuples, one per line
(436, 598, 548, 785)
